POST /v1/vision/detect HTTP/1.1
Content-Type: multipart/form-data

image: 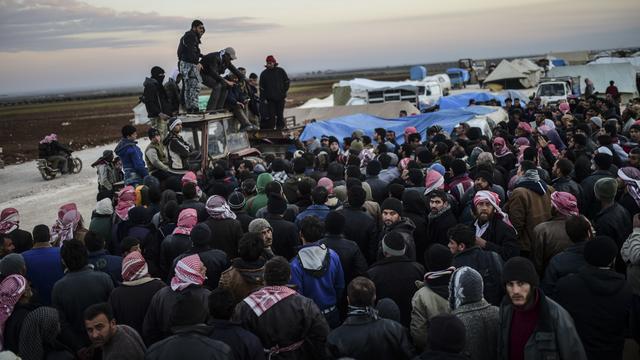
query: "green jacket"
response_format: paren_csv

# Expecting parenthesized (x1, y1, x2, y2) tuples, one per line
(145, 142, 170, 173)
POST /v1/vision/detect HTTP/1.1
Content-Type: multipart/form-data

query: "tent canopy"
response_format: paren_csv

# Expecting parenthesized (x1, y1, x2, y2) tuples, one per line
(299, 106, 500, 145)
(285, 101, 420, 123)
(437, 92, 509, 109)
(548, 63, 639, 95)
(483, 59, 532, 89)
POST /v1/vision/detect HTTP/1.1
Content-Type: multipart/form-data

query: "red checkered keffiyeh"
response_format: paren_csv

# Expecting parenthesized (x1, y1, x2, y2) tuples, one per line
(0, 208, 19, 235)
(0, 274, 27, 349)
(170, 254, 206, 291)
(121, 251, 149, 282)
(244, 286, 297, 317)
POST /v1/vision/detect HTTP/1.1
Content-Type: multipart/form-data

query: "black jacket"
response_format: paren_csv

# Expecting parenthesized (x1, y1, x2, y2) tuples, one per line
(580, 170, 614, 219)
(552, 176, 585, 212)
(142, 77, 170, 117)
(426, 208, 457, 248)
(109, 279, 167, 336)
(208, 319, 265, 360)
(201, 52, 243, 82)
(378, 217, 417, 262)
(264, 213, 300, 261)
(452, 247, 503, 306)
(160, 233, 192, 278)
(594, 203, 632, 273)
(367, 256, 425, 327)
(402, 192, 429, 267)
(556, 266, 632, 360)
(339, 206, 379, 264)
(365, 176, 389, 204)
(328, 313, 416, 359)
(320, 234, 368, 286)
(259, 66, 290, 101)
(204, 218, 244, 259)
(172, 247, 230, 290)
(145, 324, 233, 360)
(477, 217, 520, 261)
(177, 30, 201, 64)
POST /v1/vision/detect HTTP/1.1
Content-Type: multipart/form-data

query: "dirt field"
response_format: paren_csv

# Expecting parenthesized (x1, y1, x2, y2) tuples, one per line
(0, 73, 412, 165)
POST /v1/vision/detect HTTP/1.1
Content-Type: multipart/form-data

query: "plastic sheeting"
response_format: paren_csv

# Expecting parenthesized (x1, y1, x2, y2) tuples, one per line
(437, 92, 510, 110)
(299, 106, 500, 145)
(548, 63, 639, 95)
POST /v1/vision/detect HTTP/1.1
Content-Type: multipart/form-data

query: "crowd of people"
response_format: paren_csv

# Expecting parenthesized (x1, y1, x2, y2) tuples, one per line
(3, 19, 640, 358)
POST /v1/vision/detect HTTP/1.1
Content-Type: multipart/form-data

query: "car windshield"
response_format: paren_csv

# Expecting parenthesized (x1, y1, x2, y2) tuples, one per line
(208, 121, 226, 157)
(180, 126, 202, 151)
(538, 83, 565, 97)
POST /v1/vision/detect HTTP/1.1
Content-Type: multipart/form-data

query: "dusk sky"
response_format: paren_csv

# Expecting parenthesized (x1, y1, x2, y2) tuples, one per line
(0, 0, 638, 94)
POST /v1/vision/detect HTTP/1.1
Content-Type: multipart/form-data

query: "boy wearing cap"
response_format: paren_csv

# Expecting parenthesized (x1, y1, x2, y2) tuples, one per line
(497, 257, 586, 360)
(259, 55, 289, 129)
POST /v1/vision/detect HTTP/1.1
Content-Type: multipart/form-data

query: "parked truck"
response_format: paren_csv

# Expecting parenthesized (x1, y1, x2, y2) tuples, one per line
(535, 76, 581, 105)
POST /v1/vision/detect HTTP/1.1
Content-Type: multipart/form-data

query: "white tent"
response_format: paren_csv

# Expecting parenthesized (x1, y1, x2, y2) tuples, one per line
(483, 59, 531, 89)
(548, 63, 639, 99)
(588, 56, 640, 67)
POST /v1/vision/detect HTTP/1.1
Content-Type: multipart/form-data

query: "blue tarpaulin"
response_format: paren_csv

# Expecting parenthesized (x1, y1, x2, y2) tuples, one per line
(437, 92, 510, 110)
(299, 107, 495, 145)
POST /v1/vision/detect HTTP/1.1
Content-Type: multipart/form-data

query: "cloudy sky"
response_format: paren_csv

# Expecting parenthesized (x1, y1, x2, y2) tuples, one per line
(0, 0, 638, 94)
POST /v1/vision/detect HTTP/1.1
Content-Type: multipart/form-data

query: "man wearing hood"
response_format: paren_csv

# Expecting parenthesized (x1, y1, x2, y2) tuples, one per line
(114, 125, 148, 187)
(246, 173, 274, 217)
(290, 216, 344, 328)
(401, 190, 428, 267)
(556, 236, 632, 360)
(504, 161, 554, 257)
(259, 55, 290, 129)
(177, 20, 205, 113)
(377, 197, 417, 261)
(200, 47, 243, 111)
(142, 66, 171, 139)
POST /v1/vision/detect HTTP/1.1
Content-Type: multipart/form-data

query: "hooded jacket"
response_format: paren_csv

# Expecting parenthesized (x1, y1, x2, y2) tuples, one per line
(246, 173, 273, 217)
(556, 266, 632, 360)
(378, 217, 417, 262)
(402, 191, 429, 266)
(504, 181, 554, 252)
(339, 206, 379, 265)
(411, 269, 452, 350)
(114, 138, 148, 178)
(290, 243, 345, 311)
(142, 77, 170, 117)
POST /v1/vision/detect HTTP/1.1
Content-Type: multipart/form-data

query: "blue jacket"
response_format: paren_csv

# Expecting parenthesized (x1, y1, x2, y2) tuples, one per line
(114, 138, 148, 178)
(88, 250, 123, 286)
(21, 247, 65, 305)
(295, 205, 330, 228)
(290, 243, 344, 311)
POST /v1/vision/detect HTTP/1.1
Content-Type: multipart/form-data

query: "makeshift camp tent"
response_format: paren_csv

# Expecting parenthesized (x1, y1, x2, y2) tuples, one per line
(588, 56, 640, 67)
(285, 101, 420, 123)
(511, 59, 543, 86)
(299, 106, 505, 144)
(483, 59, 530, 90)
(548, 63, 639, 101)
(437, 92, 510, 110)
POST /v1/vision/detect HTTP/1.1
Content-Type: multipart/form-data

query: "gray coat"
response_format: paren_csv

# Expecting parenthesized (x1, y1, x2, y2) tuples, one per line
(497, 290, 587, 360)
(452, 299, 499, 360)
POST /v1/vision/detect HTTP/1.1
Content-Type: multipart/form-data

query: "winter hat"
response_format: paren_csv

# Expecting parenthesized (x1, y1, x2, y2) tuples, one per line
(150, 66, 165, 77)
(248, 218, 272, 233)
(502, 257, 539, 287)
(376, 298, 401, 323)
(366, 160, 382, 176)
(95, 198, 113, 216)
(475, 170, 494, 186)
(190, 223, 212, 247)
(0, 254, 25, 279)
(168, 117, 182, 131)
(584, 236, 618, 267)
(594, 177, 618, 202)
(425, 243, 453, 272)
(382, 231, 405, 256)
(590, 116, 603, 129)
(429, 163, 446, 176)
(381, 197, 403, 216)
(350, 140, 363, 154)
(265, 55, 277, 64)
(352, 129, 365, 140)
(427, 314, 466, 353)
(267, 194, 288, 215)
(388, 183, 405, 200)
(449, 266, 484, 310)
(227, 191, 246, 211)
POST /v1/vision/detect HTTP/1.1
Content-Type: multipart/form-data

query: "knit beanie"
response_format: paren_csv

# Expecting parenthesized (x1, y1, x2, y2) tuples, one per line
(376, 298, 401, 323)
(350, 140, 363, 154)
(381, 197, 403, 216)
(594, 177, 618, 202)
(190, 223, 211, 247)
(366, 160, 382, 176)
(382, 231, 405, 256)
(502, 257, 539, 287)
(248, 218, 272, 233)
(590, 116, 603, 129)
(267, 194, 288, 215)
(227, 191, 246, 211)
(449, 266, 484, 310)
(427, 314, 466, 353)
(475, 170, 494, 186)
(388, 183, 405, 200)
(584, 236, 618, 267)
(0, 254, 25, 279)
(425, 243, 453, 272)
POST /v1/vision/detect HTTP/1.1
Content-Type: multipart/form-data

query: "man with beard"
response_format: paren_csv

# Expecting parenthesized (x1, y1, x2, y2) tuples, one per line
(83, 303, 145, 359)
(551, 159, 584, 212)
(426, 190, 457, 248)
(378, 197, 416, 261)
(177, 20, 205, 113)
(472, 190, 519, 261)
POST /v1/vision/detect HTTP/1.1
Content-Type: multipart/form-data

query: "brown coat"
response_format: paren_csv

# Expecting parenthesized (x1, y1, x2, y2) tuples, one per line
(504, 186, 554, 253)
(532, 218, 572, 275)
(218, 264, 264, 304)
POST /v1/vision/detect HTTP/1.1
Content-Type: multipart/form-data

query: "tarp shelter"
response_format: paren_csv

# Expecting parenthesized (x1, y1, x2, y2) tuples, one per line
(548, 63, 639, 100)
(511, 59, 543, 85)
(286, 101, 420, 123)
(483, 59, 530, 89)
(437, 92, 510, 109)
(588, 56, 640, 68)
(338, 78, 418, 99)
(299, 106, 503, 144)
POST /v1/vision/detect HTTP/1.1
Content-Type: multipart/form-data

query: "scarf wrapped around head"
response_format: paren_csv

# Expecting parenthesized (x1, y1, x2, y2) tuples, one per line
(473, 190, 512, 227)
(399, 157, 412, 171)
(115, 186, 136, 221)
(514, 137, 530, 147)
(317, 177, 334, 195)
(182, 171, 203, 199)
(618, 167, 640, 207)
(0, 274, 27, 349)
(492, 137, 512, 158)
(424, 170, 445, 196)
(39, 133, 57, 144)
(550, 191, 579, 217)
(517, 122, 532, 134)
(171, 254, 206, 291)
(173, 208, 198, 235)
(50, 203, 81, 245)
(121, 251, 149, 282)
(206, 195, 237, 220)
(0, 208, 19, 235)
